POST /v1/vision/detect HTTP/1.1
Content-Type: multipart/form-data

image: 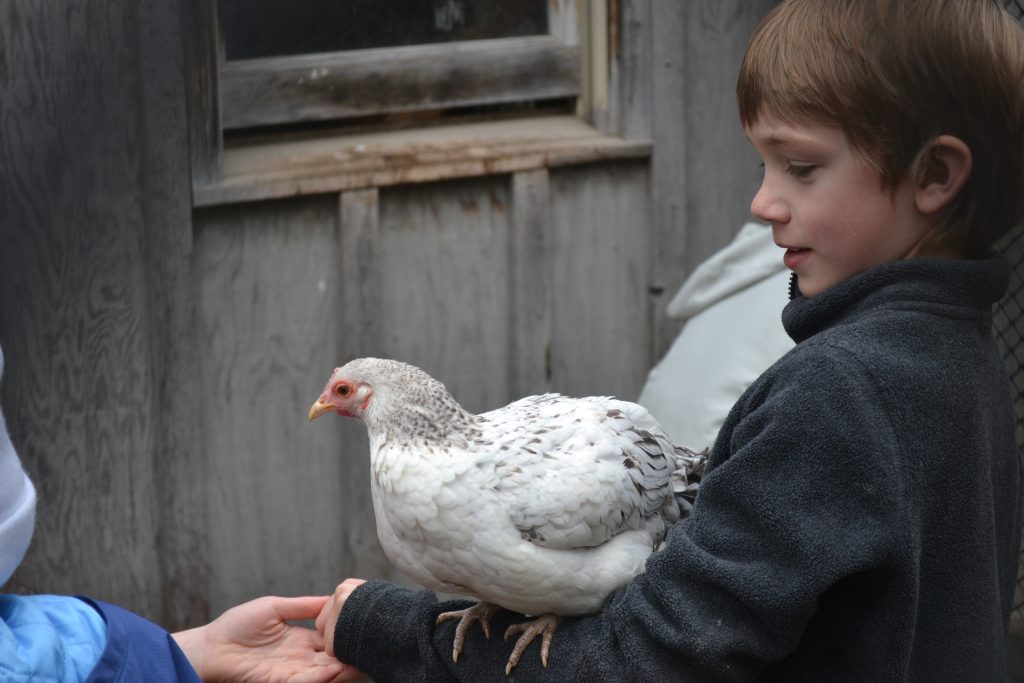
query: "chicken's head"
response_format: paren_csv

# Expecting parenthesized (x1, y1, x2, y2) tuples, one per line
(308, 358, 473, 441)
(308, 366, 373, 421)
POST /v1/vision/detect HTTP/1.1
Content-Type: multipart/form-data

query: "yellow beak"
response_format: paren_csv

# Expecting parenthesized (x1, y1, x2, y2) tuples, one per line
(308, 399, 335, 421)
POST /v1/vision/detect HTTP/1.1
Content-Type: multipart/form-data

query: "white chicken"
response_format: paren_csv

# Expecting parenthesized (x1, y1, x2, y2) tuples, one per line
(309, 358, 704, 674)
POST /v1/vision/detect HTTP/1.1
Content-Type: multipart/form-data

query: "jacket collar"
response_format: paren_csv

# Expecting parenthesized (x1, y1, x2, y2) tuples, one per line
(782, 254, 1010, 344)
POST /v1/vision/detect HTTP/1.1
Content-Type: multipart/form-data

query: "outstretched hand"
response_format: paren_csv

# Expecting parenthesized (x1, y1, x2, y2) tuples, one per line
(172, 595, 363, 683)
(315, 579, 367, 659)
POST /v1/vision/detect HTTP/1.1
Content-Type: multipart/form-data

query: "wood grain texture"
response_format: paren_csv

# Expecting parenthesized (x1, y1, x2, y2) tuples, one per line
(194, 197, 364, 613)
(509, 169, 554, 397)
(649, 0, 776, 358)
(681, 1, 772, 271)
(619, 0, 653, 141)
(138, 1, 209, 630)
(648, 1, 689, 359)
(221, 36, 580, 129)
(372, 177, 513, 414)
(183, 0, 222, 187)
(336, 188, 399, 583)
(0, 0, 164, 620)
(338, 189, 383, 362)
(199, 115, 650, 207)
(547, 162, 651, 400)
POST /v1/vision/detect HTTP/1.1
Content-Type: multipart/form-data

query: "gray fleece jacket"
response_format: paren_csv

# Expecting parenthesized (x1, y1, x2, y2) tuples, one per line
(334, 254, 1022, 682)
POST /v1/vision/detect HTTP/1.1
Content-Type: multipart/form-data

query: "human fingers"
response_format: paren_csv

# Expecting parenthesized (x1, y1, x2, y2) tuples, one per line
(268, 595, 333, 623)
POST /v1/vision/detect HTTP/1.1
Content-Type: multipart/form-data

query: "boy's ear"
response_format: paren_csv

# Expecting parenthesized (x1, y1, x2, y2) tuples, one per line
(914, 135, 972, 215)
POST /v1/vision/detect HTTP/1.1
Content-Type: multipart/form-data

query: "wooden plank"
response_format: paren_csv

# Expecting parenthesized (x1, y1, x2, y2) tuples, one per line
(137, 0, 209, 631)
(681, 1, 774, 271)
(649, 0, 776, 359)
(338, 189, 383, 361)
(548, 0, 580, 46)
(584, 0, 611, 128)
(509, 169, 553, 396)
(649, 0, 689, 359)
(547, 162, 651, 399)
(194, 197, 377, 613)
(0, 0, 163, 621)
(370, 177, 513, 414)
(619, 0, 653, 141)
(183, 0, 223, 187)
(221, 36, 580, 129)
(334, 188, 399, 583)
(196, 115, 651, 207)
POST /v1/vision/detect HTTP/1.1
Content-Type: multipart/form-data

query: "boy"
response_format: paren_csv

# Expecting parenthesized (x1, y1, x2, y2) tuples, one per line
(318, 0, 1024, 679)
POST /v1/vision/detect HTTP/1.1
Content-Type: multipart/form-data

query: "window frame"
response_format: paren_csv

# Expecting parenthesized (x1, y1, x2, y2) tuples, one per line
(185, 0, 644, 206)
(219, 35, 579, 130)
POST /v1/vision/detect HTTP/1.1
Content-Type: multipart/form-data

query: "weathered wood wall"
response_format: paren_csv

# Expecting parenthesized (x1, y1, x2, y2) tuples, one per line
(0, 0, 205, 627)
(0, 0, 774, 630)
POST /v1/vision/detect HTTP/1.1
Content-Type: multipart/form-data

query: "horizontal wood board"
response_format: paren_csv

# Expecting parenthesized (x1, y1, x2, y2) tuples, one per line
(221, 36, 580, 129)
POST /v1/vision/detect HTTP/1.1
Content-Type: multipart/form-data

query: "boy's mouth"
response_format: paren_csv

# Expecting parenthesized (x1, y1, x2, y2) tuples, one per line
(783, 247, 810, 270)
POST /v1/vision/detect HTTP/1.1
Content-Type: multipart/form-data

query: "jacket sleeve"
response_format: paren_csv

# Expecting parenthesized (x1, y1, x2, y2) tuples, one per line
(0, 594, 108, 682)
(82, 598, 201, 683)
(334, 350, 907, 682)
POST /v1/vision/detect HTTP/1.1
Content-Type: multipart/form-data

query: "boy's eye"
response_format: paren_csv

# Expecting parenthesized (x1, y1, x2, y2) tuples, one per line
(786, 163, 816, 178)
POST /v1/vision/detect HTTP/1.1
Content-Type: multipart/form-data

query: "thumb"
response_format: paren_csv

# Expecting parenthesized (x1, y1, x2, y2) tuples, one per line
(269, 595, 332, 622)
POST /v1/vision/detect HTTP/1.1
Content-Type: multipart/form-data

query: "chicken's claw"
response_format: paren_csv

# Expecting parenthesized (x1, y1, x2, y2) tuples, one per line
(436, 601, 500, 663)
(503, 613, 562, 674)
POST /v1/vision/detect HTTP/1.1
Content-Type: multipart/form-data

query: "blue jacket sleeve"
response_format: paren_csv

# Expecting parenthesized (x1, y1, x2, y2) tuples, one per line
(0, 594, 108, 682)
(81, 597, 200, 683)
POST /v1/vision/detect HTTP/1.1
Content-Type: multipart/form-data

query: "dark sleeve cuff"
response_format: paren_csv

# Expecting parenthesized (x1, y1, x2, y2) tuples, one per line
(334, 580, 443, 682)
(333, 581, 604, 682)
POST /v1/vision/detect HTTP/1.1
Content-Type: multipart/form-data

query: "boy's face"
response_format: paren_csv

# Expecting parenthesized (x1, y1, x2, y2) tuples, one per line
(746, 116, 934, 298)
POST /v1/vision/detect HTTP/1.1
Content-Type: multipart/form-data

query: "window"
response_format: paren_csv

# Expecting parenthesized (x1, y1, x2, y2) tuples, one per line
(218, 0, 550, 58)
(215, 0, 578, 132)
(186, 0, 643, 206)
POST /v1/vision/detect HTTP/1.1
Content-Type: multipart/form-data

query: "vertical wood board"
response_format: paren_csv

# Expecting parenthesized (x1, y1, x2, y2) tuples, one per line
(194, 197, 365, 614)
(548, 162, 651, 400)
(509, 169, 554, 397)
(0, 0, 164, 621)
(137, 0, 209, 630)
(372, 176, 513, 414)
(681, 0, 770, 270)
(649, 0, 775, 358)
(336, 188, 400, 583)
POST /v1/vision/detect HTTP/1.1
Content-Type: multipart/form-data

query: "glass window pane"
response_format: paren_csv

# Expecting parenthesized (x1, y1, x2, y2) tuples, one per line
(219, 0, 549, 61)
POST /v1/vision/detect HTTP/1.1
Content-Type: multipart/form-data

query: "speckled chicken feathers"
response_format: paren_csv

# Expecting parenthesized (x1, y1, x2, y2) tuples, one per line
(320, 358, 705, 617)
(481, 393, 695, 551)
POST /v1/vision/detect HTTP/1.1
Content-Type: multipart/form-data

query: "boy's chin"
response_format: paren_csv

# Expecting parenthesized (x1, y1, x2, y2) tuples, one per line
(792, 273, 836, 299)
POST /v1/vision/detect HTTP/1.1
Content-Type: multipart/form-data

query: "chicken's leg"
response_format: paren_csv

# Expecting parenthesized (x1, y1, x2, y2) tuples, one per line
(504, 613, 562, 674)
(436, 601, 501, 663)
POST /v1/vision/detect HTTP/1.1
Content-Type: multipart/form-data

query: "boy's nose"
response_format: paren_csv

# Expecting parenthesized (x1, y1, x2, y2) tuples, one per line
(750, 182, 789, 225)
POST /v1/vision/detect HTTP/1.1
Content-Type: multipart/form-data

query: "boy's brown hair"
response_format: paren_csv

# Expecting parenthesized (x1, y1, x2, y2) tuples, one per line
(737, 0, 1024, 258)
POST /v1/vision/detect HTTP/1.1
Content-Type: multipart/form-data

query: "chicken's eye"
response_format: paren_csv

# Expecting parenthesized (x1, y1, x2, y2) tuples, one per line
(336, 384, 352, 398)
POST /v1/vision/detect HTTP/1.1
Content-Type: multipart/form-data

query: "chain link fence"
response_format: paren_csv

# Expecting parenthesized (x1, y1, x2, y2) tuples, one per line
(996, 0, 1024, 638)
(995, 226, 1024, 635)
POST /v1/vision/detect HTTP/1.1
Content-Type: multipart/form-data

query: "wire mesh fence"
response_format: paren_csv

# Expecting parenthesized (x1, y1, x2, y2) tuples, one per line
(994, 226, 1024, 633)
(996, 0, 1024, 636)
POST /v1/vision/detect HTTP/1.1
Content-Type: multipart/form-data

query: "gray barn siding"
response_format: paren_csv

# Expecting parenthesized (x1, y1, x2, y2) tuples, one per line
(189, 163, 650, 612)
(549, 162, 651, 399)
(0, 0, 775, 631)
(650, 0, 774, 355)
(0, 0, 198, 625)
(194, 197, 356, 614)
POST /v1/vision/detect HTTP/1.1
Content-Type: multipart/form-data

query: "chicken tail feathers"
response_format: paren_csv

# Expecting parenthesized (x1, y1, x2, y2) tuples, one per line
(670, 445, 707, 518)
